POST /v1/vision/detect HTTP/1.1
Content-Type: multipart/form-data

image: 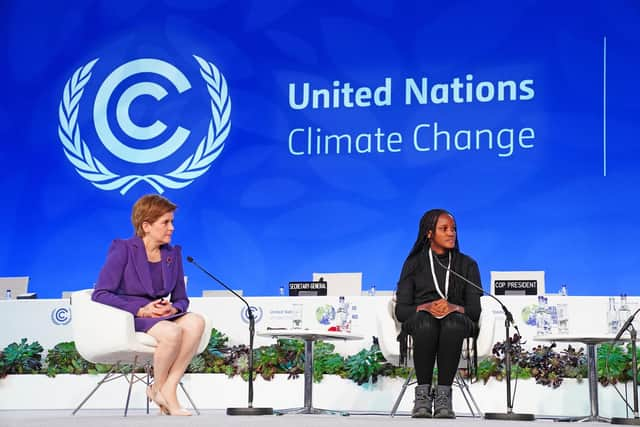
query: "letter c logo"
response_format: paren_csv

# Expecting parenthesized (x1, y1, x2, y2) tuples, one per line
(93, 58, 191, 164)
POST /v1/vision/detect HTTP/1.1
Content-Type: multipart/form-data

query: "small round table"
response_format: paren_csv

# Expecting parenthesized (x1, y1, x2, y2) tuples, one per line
(534, 334, 619, 422)
(257, 328, 363, 415)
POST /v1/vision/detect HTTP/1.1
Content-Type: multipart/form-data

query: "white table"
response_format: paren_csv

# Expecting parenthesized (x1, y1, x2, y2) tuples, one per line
(534, 334, 619, 422)
(257, 329, 363, 415)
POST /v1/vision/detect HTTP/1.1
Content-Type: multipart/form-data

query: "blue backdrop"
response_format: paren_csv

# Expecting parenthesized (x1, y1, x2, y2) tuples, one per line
(1, 0, 638, 298)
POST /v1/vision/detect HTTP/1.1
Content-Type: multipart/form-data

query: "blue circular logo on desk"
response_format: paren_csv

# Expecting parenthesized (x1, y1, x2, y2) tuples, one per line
(51, 307, 71, 325)
(241, 305, 263, 324)
(315, 304, 336, 325)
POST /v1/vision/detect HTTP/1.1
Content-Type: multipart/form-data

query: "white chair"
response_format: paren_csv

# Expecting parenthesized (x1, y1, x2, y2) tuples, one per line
(70, 289, 212, 416)
(376, 297, 497, 417)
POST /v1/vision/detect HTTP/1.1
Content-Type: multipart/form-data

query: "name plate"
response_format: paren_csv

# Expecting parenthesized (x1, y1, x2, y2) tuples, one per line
(288, 280, 327, 296)
(490, 271, 545, 296)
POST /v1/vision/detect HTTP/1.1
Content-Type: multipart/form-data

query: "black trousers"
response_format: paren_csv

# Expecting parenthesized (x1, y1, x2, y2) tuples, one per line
(403, 311, 473, 386)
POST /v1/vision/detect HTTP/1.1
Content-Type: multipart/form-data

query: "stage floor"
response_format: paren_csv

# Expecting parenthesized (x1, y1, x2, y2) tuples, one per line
(0, 409, 598, 427)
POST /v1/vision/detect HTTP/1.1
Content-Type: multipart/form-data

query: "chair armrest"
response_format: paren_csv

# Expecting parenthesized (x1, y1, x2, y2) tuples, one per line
(375, 297, 402, 365)
(71, 290, 151, 363)
(474, 308, 497, 358)
(195, 312, 213, 355)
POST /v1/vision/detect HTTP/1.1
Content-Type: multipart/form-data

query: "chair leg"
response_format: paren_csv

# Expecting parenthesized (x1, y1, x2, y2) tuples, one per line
(391, 368, 416, 417)
(145, 363, 151, 415)
(123, 356, 138, 417)
(179, 381, 200, 415)
(455, 371, 482, 417)
(71, 366, 119, 415)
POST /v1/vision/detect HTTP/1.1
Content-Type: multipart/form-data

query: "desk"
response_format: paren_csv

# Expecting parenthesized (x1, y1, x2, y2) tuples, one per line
(257, 329, 362, 415)
(534, 334, 617, 422)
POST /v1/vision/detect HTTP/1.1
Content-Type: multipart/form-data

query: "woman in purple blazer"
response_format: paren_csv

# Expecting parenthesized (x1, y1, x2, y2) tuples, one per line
(93, 194, 204, 416)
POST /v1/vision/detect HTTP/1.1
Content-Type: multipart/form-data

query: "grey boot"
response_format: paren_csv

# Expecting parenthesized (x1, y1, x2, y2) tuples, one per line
(433, 385, 455, 418)
(411, 384, 433, 418)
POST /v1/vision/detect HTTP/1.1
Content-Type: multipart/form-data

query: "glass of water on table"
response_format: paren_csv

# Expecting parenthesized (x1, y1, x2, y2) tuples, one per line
(291, 303, 303, 329)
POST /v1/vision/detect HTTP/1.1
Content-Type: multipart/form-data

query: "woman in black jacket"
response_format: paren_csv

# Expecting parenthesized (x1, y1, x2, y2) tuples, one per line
(395, 209, 482, 418)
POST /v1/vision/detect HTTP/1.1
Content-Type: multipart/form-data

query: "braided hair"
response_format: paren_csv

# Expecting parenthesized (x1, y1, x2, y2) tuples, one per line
(398, 209, 460, 281)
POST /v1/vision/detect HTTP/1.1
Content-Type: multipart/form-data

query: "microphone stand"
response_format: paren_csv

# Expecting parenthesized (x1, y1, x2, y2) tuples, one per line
(434, 255, 534, 421)
(611, 311, 640, 425)
(187, 256, 273, 416)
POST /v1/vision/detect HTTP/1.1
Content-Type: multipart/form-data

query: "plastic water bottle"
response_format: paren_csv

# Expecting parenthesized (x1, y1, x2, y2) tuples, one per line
(279, 285, 285, 296)
(559, 284, 568, 296)
(368, 284, 376, 296)
(543, 297, 552, 334)
(337, 296, 350, 331)
(618, 294, 630, 330)
(607, 297, 619, 334)
(5, 289, 11, 300)
(536, 296, 551, 335)
(535, 296, 545, 335)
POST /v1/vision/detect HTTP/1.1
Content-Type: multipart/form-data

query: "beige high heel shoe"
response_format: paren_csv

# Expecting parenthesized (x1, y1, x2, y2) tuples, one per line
(146, 385, 169, 415)
(155, 388, 191, 416)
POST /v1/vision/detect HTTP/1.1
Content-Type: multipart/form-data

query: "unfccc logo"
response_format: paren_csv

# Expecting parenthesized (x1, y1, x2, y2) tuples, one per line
(57, 56, 231, 194)
(51, 307, 71, 325)
(241, 305, 263, 324)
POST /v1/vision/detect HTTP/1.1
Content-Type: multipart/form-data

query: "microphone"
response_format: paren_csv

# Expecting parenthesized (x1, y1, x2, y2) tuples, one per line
(186, 256, 273, 416)
(614, 308, 640, 342)
(433, 251, 535, 421)
(186, 256, 249, 310)
(432, 253, 514, 326)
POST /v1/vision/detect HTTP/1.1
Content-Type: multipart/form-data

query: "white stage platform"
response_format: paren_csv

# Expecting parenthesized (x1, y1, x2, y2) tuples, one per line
(0, 294, 638, 419)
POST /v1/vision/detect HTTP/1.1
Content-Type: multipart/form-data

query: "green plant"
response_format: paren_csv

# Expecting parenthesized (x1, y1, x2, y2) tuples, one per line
(0, 350, 7, 378)
(345, 345, 383, 385)
(5, 329, 632, 391)
(559, 345, 587, 381)
(45, 341, 95, 377)
(187, 354, 207, 373)
(312, 341, 344, 382)
(93, 363, 114, 374)
(276, 338, 304, 379)
(206, 328, 229, 356)
(597, 343, 632, 385)
(2, 339, 44, 374)
(253, 345, 279, 380)
(477, 357, 502, 383)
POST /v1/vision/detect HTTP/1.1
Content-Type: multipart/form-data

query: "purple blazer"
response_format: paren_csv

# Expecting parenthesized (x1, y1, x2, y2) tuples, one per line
(92, 237, 189, 331)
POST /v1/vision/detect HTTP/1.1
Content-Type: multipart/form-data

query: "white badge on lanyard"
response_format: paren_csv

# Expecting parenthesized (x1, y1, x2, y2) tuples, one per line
(429, 248, 451, 300)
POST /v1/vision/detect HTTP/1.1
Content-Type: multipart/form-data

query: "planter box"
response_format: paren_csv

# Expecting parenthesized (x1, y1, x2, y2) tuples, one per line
(0, 374, 634, 418)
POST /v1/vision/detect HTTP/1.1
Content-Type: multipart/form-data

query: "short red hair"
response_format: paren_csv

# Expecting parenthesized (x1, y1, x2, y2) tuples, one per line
(131, 194, 177, 238)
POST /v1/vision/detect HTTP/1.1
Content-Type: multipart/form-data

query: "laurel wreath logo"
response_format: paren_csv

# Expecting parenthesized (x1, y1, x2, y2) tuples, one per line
(57, 55, 231, 194)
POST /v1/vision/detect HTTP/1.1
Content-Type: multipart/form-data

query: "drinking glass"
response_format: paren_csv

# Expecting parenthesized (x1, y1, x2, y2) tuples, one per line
(291, 303, 303, 329)
(557, 303, 569, 334)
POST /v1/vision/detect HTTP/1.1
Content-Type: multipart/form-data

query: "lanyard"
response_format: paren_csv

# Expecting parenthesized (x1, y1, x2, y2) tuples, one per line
(428, 248, 451, 300)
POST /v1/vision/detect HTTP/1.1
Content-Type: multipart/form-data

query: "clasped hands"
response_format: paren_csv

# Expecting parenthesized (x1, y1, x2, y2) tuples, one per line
(416, 298, 464, 319)
(137, 298, 177, 318)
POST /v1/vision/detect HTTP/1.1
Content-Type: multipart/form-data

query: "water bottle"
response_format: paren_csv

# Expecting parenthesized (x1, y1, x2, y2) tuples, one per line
(542, 297, 552, 334)
(536, 295, 546, 335)
(559, 284, 568, 296)
(368, 284, 376, 296)
(618, 294, 630, 331)
(607, 297, 619, 334)
(336, 296, 350, 331)
(5, 289, 11, 300)
(279, 285, 285, 296)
